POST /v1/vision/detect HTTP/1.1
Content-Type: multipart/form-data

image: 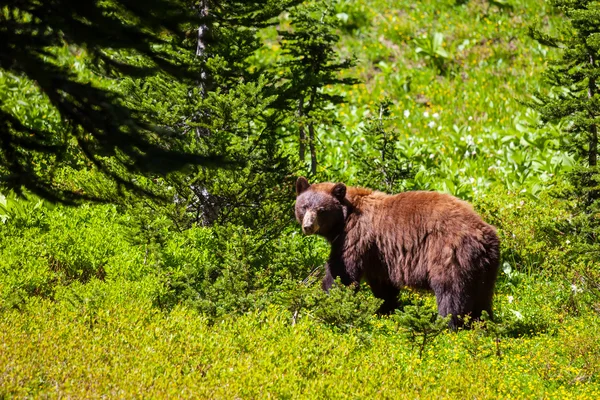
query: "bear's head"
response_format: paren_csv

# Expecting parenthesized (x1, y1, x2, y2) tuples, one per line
(295, 177, 348, 239)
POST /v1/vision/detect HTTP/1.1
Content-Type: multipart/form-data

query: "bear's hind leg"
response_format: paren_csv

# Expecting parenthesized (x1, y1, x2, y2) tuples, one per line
(472, 264, 499, 322)
(433, 283, 476, 330)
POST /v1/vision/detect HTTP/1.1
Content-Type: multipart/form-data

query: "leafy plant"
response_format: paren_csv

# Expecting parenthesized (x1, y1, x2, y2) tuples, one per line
(277, 278, 382, 332)
(352, 100, 413, 192)
(414, 32, 453, 75)
(394, 303, 450, 359)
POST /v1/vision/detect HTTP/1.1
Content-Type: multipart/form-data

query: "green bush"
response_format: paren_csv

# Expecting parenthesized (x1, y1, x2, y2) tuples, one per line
(474, 188, 572, 275)
(0, 198, 148, 309)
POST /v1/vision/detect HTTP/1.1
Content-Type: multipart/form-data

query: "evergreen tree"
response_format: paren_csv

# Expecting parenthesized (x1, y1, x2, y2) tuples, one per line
(0, 0, 226, 203)
(529, 0, 600, 247)
(529, 1, 600, 204)
(126, 0, 302, 228)
(278, 2, 358, 175)
(352, 101, 413, 193)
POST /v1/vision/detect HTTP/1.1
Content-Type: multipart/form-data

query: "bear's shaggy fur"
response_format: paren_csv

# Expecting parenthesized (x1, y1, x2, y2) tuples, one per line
(295, 177, 500, 328)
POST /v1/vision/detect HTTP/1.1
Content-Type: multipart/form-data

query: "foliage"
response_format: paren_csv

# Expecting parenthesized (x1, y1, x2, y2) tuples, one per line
(352, 100, 413, 193)
(414, 32, 453, 75)
(153, 224, 327, 318)
(0, 0, 227, 203)
(1, 301, 600, 398)
(277, 278, 383, 332)
(394, 303, 450, 359)
(473, 188, 572, 275)
(334, 0, 372, 33)
(277, 1, 358, 174)
(3, 0, 600, 397)
(528, 0, 600, 267)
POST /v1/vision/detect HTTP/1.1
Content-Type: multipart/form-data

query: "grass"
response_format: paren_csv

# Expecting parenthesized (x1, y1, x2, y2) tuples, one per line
(1, 291, 599, 398)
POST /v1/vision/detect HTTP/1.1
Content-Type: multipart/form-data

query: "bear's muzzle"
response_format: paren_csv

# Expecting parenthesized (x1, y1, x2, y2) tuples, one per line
(302, 210, 319, 235)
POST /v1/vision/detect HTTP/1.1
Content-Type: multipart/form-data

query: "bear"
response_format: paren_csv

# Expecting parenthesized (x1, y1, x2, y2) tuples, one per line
(294, 177, 500, 328)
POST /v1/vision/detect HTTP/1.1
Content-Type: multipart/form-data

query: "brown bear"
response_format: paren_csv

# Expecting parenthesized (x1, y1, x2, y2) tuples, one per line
(294, 177, 500, 328)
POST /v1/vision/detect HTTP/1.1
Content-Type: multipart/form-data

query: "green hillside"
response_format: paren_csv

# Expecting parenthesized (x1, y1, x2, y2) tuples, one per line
(1, 0, 600, 398)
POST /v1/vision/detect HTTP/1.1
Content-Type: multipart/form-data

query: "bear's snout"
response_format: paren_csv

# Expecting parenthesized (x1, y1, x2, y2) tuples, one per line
(302, 210, 319, 235)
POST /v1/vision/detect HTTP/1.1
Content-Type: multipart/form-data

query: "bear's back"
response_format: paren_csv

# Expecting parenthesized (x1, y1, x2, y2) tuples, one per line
(353, 190, 484, 229)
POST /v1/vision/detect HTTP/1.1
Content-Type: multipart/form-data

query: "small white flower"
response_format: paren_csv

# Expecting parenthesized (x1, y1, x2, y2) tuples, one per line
(469, 177, 475, 184)
(407, 122, 412, 128)
(433, 112, 440, 119)
(428, 121, 436, 128)
(464, 150, 470, 157)
(429, 153, 435, 159)
(508, 295, 514, 303)
(423, 111, 430, 118)
(471, 150, 476, 156)
(468, 116, 473, 121)
(467, 126, 472, 132)
(437, 126, 442, 131)
(566, 239, 571, 245)
(404, 109, 410, 118)
(510, 309, 523, 320)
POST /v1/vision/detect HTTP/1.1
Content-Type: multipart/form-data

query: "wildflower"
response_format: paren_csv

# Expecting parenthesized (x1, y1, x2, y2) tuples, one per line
(428, 121, 436, 128)
(508, 295, 514, 303)
(423, 111, 430, 118)
(433, 112, 440, 119)
(510, 309, 523, 320)
(404, 109, 410, 118)
(468, 116, 473, 121)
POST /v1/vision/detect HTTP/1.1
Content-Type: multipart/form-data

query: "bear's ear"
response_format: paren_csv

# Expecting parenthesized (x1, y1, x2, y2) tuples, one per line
(332, 183, 346, 200)
(296, 176, 310, 196)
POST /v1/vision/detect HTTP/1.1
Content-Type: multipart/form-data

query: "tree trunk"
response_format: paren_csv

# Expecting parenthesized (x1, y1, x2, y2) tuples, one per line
(590, 123, 598, 167)
(307, 85, 318, 175)
(197, 1, 210, 58)
(298, 98, 306, 163)
(589, 53, 597, 167)
(309, 122, 317, 175)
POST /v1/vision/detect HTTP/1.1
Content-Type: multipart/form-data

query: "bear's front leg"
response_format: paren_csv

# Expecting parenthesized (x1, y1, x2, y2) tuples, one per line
(321, 264, 335, 291)
(322, 257, 361, 292)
